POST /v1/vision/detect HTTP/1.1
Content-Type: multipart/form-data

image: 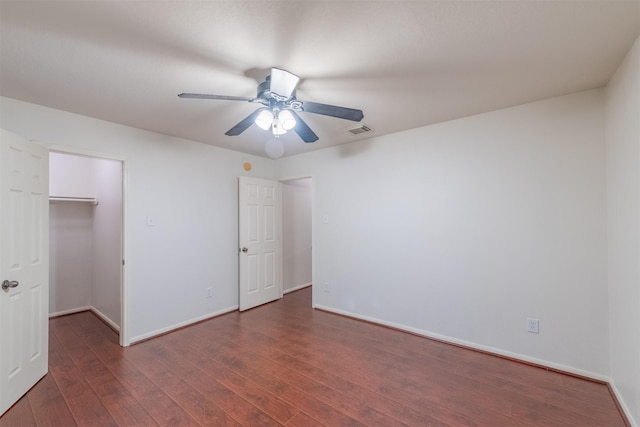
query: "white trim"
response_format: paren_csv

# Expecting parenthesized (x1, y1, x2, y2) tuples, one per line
(49, 306, 92, 318)
(90, 307, 120, 333)
(47, 145, 127, 162)
(129, 305, 238, 344)
(609, 382, 638, 427)
(284, 283, 312, 294)
(119, 159, 128, 346)
(313, 304, 612, 383)
(49, 305, 120, 332)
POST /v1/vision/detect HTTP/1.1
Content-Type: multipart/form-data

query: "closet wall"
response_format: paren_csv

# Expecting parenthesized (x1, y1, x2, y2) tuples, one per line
(282, 178, 312, 293)
(49, 152, 122, 329)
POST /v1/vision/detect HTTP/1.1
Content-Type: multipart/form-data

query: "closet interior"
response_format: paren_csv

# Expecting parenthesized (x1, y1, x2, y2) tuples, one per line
(49, 152, 122, 332)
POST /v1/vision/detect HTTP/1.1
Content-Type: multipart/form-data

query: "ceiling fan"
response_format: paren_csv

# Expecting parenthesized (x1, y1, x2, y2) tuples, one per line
(178, 68, 364, 143)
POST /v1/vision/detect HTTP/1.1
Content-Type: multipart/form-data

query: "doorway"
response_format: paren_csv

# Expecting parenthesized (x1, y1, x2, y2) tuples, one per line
(48, 151, 125, 344)
(281, 177, 312, 295)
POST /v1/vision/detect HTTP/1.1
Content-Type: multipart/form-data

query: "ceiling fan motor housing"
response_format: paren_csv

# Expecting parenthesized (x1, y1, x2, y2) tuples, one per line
(257, 75, 297, 103)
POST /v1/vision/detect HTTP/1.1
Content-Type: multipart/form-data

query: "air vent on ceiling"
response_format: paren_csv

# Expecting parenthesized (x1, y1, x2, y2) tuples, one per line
(346, 124, 373, 136)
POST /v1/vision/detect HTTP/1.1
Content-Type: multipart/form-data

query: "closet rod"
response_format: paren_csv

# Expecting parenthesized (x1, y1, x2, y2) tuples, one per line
(49, 196, 99, 206)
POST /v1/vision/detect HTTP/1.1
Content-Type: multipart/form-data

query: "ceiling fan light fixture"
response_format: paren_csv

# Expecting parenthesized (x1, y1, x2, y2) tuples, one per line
(279, 109, 296, 130)
(271, 118, 287, 136)
(255, 109, 274, 130)
(179, 67, 363, 143)
(265, 138, 285, 159)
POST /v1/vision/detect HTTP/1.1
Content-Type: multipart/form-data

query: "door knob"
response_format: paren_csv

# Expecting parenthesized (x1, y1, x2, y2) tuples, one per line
(2, 280, 19, 291)
(241, 247, 248, 253)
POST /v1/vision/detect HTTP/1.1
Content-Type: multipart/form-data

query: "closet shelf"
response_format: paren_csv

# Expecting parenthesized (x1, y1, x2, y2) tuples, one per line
(49, 196, 99, 206)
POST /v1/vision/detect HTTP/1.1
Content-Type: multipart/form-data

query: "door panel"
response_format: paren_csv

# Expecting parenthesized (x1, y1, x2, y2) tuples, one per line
(238, 177, 282, 311)
(0, 129, 49, 416)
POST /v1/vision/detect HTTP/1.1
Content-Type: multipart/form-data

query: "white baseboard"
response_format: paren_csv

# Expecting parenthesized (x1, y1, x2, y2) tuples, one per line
(49, 306, 92, 318)
(313, 304, 611, 382)
(90, 307, 120, 333)
(129, 305, 238, 344)
(50, 306, 120, 333)
(608, 381, 638, 427)
(283, 282, 312, 294)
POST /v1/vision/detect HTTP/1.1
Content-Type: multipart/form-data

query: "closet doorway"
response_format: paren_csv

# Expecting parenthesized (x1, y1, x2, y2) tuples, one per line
(281, 177, 313, 297)
(49, 151, 125, 344)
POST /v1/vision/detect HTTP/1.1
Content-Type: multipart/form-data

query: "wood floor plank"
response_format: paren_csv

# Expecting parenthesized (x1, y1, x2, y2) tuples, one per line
(284, 411, 326, 427)
(123, 342, 242, 426)
(260, 348, 438, 426)
(157, 333, 301, 424)
(144, 340, 282, 426)
(48, 322, 118, 427)
(51, 316, 159, 427)
(1, 287, 628, 426)
(226, 300, 616, 426)
(66, 312, 201, 426)
(202, 343, 367, 426)
(25, 373, 77, 427)
(0, 390, 36, 427)
(180, 320, 444, 425)
(208, 311, 524, 425)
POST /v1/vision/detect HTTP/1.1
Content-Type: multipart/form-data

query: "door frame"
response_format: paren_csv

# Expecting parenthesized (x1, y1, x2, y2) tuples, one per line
(48, 146, 129, 346)
(279, 175, 314, 307)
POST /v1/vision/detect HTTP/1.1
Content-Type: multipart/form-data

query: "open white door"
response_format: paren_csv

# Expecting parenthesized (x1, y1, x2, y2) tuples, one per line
(238, 177, 282, 311)
(0, 129, 49, 415)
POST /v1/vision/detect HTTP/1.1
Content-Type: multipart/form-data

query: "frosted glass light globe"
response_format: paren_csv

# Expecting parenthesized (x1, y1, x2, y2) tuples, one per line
(265, 138, 285, 159)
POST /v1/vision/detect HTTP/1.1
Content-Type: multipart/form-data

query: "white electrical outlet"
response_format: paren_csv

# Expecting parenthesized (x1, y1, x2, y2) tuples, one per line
(323, 282, 329, 292)
(206, 287, 213, 298)
(527, 317, 539, 334)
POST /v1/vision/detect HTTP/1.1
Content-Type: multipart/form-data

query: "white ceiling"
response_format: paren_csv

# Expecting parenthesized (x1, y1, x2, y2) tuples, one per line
(1, 1, 638, 158)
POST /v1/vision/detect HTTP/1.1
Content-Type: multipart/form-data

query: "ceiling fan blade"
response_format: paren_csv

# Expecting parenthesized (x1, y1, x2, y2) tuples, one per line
(290, 111, 319, 143)
(225, 109, 262, 136)
(300, 101, 364, 122)
(178, 93, 252, 102)
(270, 68, 300, 100)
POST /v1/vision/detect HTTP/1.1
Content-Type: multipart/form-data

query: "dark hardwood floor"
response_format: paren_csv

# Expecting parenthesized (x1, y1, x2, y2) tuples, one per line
(1, 286, 628, 426)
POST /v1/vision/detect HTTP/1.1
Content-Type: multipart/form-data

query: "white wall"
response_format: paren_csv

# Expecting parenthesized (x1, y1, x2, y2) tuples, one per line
(49, 151, 95, 198)
(282, 178, 312, 292)
(49, 200, 93, 313)
(91, 157, 122, 327)
(0, 97, 275, 343)
(605, 34, 640, 426)
(276, 89, 609, 377)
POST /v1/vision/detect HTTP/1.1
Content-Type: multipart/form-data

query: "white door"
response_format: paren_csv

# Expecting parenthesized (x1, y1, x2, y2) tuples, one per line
(238, 177, 282, 311)
(0, 129, 49, 416)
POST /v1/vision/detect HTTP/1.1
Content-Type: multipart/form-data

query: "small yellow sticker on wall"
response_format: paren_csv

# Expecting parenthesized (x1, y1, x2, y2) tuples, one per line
(243, 162, 252, 171)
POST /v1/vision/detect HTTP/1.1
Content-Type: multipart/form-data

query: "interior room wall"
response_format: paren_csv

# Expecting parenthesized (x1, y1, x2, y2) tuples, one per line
(605, 34, 640, 425)
(276, 89, 609, 378)
(0, 97, 275, 343)
(91, 157, 122, 328)
(282, 178, 312, 293)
